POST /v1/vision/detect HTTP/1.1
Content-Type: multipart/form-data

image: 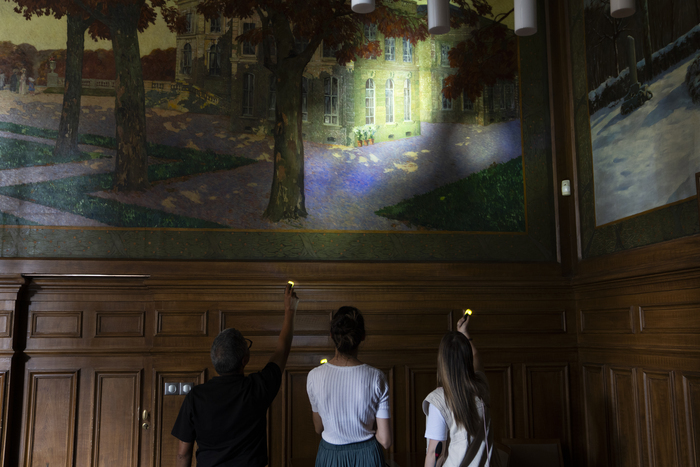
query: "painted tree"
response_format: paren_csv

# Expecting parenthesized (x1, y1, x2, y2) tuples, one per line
(9, 1, 94, 158)
(66, 0, 185, 191)
(198, 0, 428, 222)
(438, 1, 518, 103)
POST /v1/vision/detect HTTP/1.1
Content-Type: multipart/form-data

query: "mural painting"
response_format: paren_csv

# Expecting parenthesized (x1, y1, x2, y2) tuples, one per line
(584, 0, 700, 226)
(0, 0, 523, 234)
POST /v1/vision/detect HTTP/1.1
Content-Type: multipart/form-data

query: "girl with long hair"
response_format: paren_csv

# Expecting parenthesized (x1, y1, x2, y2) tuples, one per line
(306, 306, 392, 467)
(423, 313, 491, 467)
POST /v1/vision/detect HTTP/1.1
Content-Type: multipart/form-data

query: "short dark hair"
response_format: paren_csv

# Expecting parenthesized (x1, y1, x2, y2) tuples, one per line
(330, 306, 365, 354)
(211, 328, 249, 374)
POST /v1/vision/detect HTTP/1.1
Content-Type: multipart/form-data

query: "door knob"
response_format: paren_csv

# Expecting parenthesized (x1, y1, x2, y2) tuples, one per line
(142, 410, 150, 421)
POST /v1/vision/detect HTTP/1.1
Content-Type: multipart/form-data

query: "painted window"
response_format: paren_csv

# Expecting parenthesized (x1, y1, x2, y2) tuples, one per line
(404, 79, 411, 121)
(324, 77, 339, 125)
(463, 93, 473, 111)
(323, 41, 338, 58)
(185, 12, 194, 33)
(385, 79, 394, 123)
(268, 75, 276, 120)
(385, 38, 395, 61)
(403, 38, 413, 63)
(441, 78, 452, 110)
(242, 22, 256, 55)
(505, 83, 515, 110)
(302, 77, 308, 122)
(267, 36, 277, 58)
(209, 43, 221, 76)
(295, 37, 309, 54)
(441, 44, 450, 66)
(242, 73, 254, 116)
(365, 23, 377, 59)
(181, 43, 192, 75)
(486, 85, 494, 112)
(365, 23, 377, 41)
(210, 16, 221, 33)
(365, 78, 375, 124)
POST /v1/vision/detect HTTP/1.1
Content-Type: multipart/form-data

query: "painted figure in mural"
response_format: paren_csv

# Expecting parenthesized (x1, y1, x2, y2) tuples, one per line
(172, 284, 299, 467)
(306, 306, 391, 467)
(424, 312, 492, 467)
(10, 69, 18, 93)
(18, 69, 28, 95)
(28, 77, 35, 95)
(0, 70, 5, 90)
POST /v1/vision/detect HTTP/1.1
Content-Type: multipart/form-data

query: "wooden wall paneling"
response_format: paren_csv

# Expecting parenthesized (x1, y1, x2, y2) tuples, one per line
(642, 370, 681, 467)
(609, 367, 643, 467)
(153, 369, 206, 467)
(155, 310, 208, 337)
(682, 373, 700, 467)
(0, 310, 11, 339)
(30, 311, 82, 338)
(524, 364, 571, 461)
(21, 370, 79, 467)
(580, 307, 636, 334)
(24, 277, 153, 352)
(285, 368, 321, 467)
(639, 304, 700, 334)
(405, 366, 437, 453)
(0, 362, 8, 467)
(484, 365, 513, 442)
(92, 370, 143, 467)
(95, 311, 145, 337)
(581, 364, 610, 467)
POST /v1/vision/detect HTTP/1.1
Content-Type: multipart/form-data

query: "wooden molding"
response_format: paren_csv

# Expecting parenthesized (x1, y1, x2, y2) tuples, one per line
(30, 312, 82, 338)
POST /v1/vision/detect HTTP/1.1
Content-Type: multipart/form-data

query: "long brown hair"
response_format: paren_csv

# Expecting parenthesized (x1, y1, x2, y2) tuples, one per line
(437, 332, 490, 435)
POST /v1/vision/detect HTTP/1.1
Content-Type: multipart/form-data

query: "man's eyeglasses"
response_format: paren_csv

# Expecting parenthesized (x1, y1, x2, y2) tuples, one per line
(245, 338, 253, 349)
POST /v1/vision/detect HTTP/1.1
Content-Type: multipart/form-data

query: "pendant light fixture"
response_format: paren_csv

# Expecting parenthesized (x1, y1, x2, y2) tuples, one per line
(610, 0, 635, 18)
(352, 0, 375, 14)
(514, 0, 537, 36)
(428, 0, 450, 35)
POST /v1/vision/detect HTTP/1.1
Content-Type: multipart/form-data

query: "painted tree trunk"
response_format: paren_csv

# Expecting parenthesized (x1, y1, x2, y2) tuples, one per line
(110, 4, 149, 191)
(54, 13, 91, 158)
(263, 66, 308, 222)
(639, 0, 654, 82)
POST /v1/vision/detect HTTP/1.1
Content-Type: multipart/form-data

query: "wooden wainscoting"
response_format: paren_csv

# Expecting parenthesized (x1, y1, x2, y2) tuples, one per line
(575, 253, 700, 467)
(0, 263, 578, 467)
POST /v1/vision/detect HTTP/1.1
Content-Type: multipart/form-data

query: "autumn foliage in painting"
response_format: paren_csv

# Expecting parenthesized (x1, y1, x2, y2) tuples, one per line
(441, 0, 516, 101)
(36, 48, 177, 85)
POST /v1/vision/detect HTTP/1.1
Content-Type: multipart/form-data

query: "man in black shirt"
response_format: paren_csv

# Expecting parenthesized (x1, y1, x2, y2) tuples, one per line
(172, 284, 299, 467)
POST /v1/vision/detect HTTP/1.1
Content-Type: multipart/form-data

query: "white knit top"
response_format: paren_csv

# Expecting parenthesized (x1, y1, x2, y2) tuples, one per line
(306, 363, 390, 445)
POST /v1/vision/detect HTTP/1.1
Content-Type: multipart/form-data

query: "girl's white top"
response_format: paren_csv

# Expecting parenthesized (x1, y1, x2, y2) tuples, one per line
(306, 363, 390, 445)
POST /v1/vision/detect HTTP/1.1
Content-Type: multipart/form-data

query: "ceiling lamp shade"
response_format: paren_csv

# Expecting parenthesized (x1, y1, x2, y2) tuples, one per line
(352, 0, 375, 14)
(428, 0, 450, 35)
(610, 0, 635, 18)
(514, 0, 537, 36)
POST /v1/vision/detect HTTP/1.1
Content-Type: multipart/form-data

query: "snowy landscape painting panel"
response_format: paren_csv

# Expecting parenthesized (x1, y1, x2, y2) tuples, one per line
(584, 0, 700, 226)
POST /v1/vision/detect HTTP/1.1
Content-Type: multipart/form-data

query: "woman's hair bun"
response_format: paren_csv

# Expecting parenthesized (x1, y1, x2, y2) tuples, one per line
(331, 306, 366, 354)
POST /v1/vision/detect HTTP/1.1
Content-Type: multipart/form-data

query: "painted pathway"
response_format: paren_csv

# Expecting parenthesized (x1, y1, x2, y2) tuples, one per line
(0, 91, 523, 231)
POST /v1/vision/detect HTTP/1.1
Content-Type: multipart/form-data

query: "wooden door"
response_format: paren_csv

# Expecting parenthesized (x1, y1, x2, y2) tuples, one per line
(16, 355, 151, 467)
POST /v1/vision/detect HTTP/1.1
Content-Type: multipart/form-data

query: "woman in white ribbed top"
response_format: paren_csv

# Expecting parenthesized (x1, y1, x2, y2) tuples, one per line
(306, 306, 392, 467)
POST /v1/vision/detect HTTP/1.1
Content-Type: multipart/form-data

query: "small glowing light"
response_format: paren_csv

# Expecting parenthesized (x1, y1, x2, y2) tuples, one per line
(464, 309, 473, 316)
(287, 281, 295, 287)
(320, 358, 328, 364)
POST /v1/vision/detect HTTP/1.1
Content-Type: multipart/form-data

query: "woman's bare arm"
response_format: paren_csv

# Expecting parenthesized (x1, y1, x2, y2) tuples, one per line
(376, 417, 392, 449)
(457, 314, 484, 373)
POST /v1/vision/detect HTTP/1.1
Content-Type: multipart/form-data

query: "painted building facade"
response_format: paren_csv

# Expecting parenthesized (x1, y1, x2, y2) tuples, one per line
(174, 0, 519, 145)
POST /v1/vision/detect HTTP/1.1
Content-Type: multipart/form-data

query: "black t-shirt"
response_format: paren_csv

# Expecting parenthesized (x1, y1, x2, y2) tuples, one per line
(172, 362, 282, 467)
